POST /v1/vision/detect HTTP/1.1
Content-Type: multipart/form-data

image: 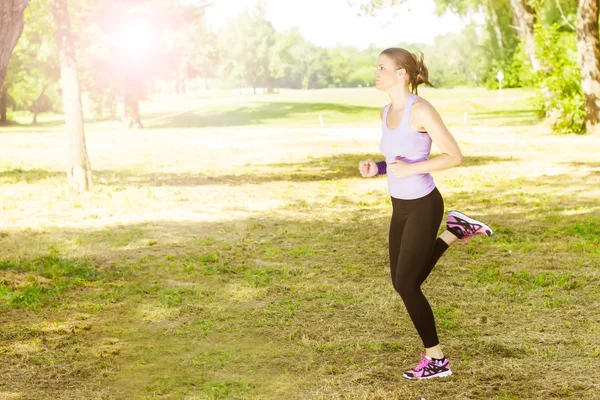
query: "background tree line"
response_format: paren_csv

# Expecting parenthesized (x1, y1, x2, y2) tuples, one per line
(5, 0, 583, 125)
(0, 0, 598, 191)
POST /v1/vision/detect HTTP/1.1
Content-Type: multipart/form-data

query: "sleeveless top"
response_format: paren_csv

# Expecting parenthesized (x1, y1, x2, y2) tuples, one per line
(379, 94, 436, 200)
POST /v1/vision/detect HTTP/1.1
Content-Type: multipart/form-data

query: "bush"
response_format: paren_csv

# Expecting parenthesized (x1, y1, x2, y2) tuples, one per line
(532, 23, 585, 134)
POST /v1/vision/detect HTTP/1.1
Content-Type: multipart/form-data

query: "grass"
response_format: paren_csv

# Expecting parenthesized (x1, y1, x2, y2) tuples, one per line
(0, 87, 599, 399)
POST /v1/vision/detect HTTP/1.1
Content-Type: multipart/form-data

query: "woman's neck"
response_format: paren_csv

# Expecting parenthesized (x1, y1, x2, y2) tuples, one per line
(388, 88, 413, 111)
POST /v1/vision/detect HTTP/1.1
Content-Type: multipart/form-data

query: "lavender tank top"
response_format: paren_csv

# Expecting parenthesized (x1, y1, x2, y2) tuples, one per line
(379, 94, 436, 200)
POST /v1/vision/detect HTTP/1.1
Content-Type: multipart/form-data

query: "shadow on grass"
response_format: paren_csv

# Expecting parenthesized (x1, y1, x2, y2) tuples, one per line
(146, 102, 380, 129)
(0, 155, 517, 187)
(471, 108, 541, 126)
(567, 161, 600, 172)
(0, 177, 599, 398)
(0, 169, 64, 183)
(0, 117, 100, 131)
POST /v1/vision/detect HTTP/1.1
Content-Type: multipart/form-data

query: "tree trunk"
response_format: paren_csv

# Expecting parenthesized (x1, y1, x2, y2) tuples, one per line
(108, 88, 117, 120)
(0, 87, 8, 125)
(124, 96, 143, 128)
(123, 78, 143, 128)
(576, 0, 600, 133)
(175, 77, 186, 94)
(485, 0, 505, 54)
(510, 0, 542, 72)
(510, 0, 558, 120)
(50, 0, 93, 192)
(29, 82, 51, 124)
(0, 0, 28, 89)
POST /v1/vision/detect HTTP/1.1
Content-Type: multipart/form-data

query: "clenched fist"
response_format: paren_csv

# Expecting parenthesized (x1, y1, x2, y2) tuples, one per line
(358, 160, 378, 178)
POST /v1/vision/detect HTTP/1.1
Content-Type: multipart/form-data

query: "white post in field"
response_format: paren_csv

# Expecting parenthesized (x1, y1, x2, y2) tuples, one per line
(496, 70, 504, 100)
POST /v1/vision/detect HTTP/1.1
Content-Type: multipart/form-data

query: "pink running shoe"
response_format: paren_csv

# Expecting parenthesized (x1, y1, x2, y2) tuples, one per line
(403, 353, 452, 380)
(447, 210, 493, 242)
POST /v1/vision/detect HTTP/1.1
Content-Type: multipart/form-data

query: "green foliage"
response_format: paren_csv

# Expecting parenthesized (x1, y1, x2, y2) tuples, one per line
(294, 43, 330, 89)
(421, 27, 480, 88)
(432, 0, 524, 88)
(3, 0, 60, 122)
(74, 0, 215, 119)
(2, 0, 592, 121)
(433, 0, 481, 16)
(325, 49, 351, 88)
(538, 0, 577, 29)
(352, 0, 407, 16)
(268, 29, 306, 88)
(531, 23, 585, 134)
(219, 4, 275, 91)
(340, 46, 378, 88)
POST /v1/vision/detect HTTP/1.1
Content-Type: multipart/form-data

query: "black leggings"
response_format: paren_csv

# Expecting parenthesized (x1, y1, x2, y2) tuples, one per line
(389, 187, 449, 348)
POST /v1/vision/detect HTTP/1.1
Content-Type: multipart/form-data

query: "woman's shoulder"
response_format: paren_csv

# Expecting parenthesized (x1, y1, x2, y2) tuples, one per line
(412, 96, 436, 114)
(411, 96, 441, 124)
(379, 103, 391, 120)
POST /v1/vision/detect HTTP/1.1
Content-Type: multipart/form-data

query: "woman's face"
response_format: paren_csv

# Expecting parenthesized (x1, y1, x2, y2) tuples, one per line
(374, 53, 406, 91)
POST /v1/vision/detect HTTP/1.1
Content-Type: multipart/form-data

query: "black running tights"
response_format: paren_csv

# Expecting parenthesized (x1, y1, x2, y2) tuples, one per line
(389, 187, 449, 348)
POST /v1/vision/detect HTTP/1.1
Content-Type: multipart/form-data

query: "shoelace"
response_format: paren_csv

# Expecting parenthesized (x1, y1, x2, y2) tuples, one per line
(450, 218, 483, 244)
(453, 217, 481, 235)
(413, 353, 431, 371)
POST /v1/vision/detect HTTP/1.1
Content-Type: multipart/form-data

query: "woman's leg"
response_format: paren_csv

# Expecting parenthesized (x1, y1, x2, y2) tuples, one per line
(389, 197, 407, 289)
(393, 189, 444, 350)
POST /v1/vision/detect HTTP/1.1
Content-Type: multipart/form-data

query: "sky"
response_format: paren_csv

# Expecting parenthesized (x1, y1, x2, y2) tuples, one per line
(205, 0, 477, 49)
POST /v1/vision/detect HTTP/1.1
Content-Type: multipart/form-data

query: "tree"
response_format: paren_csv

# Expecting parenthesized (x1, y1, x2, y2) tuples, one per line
(50, 0, 93, 192)
(0, 0, 29, 93)
(77, 0, 212, 125)
(434, 0, 524, 88)
(78, 2, 159, 128)
(2, 0, 60, 125)
(356, 0, 525, 88)
(342, 46, 380, 88)
(294, 43, 331, 89)
(220, 4, 275, 94)
(510, 0, 543, 72)
(531, 23, 584, 133)
(576, 0, 600, 132)
(326, 49, 351, 87)
(168, 5, 217, 92)
(269, 29, 304, 90)
(351, 0, 406, 15)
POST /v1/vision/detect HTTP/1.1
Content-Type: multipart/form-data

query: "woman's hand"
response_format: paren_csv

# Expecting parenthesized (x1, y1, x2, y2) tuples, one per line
(358, 160, 378, 178)
(388, 159, 414, 179)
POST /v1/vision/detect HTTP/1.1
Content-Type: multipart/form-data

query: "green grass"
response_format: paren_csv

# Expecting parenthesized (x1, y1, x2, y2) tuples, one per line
(3, 87, 539, 132)
(0, 87, 599, 399)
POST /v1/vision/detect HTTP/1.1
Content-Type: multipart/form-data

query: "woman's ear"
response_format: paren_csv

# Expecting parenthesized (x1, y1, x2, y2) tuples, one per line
(397, 68, 406, 79)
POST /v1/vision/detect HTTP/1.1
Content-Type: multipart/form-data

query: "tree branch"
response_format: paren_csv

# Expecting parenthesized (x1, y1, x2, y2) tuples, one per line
(556, 0, 576, 31)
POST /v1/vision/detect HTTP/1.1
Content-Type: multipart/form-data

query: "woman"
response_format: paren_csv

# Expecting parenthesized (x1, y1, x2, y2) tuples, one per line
(358, 48, 493, 380)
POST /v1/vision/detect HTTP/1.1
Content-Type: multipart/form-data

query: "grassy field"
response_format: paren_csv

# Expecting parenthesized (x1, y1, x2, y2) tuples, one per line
(1, 87, 599, 399)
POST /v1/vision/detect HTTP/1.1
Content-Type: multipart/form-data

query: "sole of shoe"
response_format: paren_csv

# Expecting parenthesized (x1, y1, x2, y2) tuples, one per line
(403, 370, 453, 380)
(448, 210, 493, 236)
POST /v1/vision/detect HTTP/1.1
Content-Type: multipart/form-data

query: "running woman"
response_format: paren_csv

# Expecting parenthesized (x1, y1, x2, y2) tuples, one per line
(358, 48, 493, 380)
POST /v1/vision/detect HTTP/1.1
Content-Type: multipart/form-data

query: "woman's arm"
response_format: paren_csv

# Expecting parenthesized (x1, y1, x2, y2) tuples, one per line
(388, 100, 463, 177)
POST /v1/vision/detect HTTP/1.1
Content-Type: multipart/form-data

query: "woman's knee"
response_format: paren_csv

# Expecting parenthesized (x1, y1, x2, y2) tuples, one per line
(394, 277, 420, 299)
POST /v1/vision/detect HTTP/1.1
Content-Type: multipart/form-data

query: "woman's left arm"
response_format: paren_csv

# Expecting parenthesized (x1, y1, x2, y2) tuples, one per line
(388, 100, 464, 177)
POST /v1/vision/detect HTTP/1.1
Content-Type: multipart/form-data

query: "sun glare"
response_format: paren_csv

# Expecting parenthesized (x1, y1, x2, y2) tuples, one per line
(120, 17, 153, 59)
